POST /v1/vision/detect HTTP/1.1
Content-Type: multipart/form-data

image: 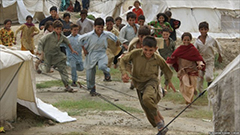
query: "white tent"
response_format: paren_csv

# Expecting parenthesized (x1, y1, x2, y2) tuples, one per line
(0, 0, 61, 24)
(88, 0, 240, 38)
(0, 46, 76, 123)
(208, 54, 240, 132)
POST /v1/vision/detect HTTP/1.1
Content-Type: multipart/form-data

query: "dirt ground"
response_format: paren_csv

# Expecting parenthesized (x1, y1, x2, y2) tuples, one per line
(1, 12, 239, 135)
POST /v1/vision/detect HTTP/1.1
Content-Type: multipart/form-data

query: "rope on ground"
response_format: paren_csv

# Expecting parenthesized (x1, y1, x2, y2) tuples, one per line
(157, 89, 207, 135)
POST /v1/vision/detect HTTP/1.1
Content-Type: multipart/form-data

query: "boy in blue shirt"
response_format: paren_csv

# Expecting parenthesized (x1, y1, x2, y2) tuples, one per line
(66, 24, 84, 87)
(80, 18, 118, 96)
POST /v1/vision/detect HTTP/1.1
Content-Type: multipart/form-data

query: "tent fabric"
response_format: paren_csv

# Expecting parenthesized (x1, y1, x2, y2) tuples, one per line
(0, 0, 61, 24)
(0, 46, 76, 123)
(88, 0, 239, 38)
(207, 55, 240, 131)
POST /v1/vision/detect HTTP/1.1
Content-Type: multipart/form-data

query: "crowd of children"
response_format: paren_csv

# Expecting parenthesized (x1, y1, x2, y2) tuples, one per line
(0, 1, 223, 134)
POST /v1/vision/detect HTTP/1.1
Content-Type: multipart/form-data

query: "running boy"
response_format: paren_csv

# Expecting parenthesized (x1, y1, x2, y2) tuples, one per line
(120, 36, 172, 134)
(119, 12, 139, 52)
(15, 15, 40, 54)
(194, 21, 222, 93)
(79, 18, 118, 96)
(66, 24, 84, 87)
(36, 20, 78, 92)
(158, 28, 176, 92)
(104, 16, 122, 68)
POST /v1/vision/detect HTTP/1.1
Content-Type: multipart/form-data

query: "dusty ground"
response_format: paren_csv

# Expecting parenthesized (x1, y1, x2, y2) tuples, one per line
(1, 12, 239, 135)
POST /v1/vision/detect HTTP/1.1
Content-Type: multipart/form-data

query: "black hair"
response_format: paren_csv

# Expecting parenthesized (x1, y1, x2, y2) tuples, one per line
(156, 13, 168, 22)
(134, 0, 141, 6)
(53, 20, 63, 28)
(4, 19, 12, 25)
(162, 27, 170, 33)
(44, 21, 53, 31)
(105, 16, 114, 23)
(138, 25, 150, 36)
(126, 12, 136, 21)
(165, 10, 172, 18)
(94, 17, 104, 26)
(26, 15, 33, 20)
(199, 21, 209, 30)
(50, 6, 57, 12)
(142, 36, 157, 48)
(80, 9, 88, 15)
(181, 32, 192, 40)
(115, 17, 122, 22)
(70, 23, 79, 29)
(138, 15, 145, 21)
(63, 13, 71, 18)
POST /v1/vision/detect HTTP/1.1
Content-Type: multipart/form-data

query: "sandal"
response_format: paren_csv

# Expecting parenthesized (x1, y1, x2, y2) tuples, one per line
(156, 120, 168, 135)
(103, 72, 112, 82)
(89, 86, 100, 96)
(65, 85, 77, 93)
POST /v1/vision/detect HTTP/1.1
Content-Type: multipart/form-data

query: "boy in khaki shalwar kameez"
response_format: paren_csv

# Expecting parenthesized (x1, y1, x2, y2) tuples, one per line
(36, 20, 78, 92)
(104, 16, 122, 68)
(120, 36, 172, 134)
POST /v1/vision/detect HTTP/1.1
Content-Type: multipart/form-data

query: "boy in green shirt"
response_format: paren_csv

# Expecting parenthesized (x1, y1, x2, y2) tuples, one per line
(120, 36, 172, 134)
(36, 20, 78, 92)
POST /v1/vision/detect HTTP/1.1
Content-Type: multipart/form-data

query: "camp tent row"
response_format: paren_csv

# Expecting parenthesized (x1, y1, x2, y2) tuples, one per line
(1, 0, 239, 38)
(89, 0, 240, 38)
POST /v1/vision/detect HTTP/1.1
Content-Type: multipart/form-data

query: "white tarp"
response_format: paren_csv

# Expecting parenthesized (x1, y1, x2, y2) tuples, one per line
(208, 55, 240, 132)
(0, 46, 76, 123)
(0, 0, 61, 24)
(88, 0, 240, 38)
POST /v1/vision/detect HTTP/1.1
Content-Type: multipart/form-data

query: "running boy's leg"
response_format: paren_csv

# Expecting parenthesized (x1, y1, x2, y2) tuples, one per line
(70, 60, 77, 86)
(55, 59, 69, 87)
(98, 56, 111, 80)
(86, 65, 96, 92)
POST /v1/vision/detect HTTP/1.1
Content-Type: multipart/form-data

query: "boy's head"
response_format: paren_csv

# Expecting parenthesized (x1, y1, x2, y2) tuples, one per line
(26, 15, 33, 24)
(134, 1, 141, 8)
(199, 21, 209, 36)
(162, 28, 170, 40)
(126, 12, 136, 26)
(142, 36, 157, 59)
(80, 9, 88, 20)
(94, 18, 104, 35)
(63, 13, 71, 22)
(138, 15, 145, 26)
(115, 17, 122, 26)
(44, 21, 53, 32)
(70, 24, 79, 36)
(138, 25, 150, 42)
(164, 10, 172, 19)
(53, 20, 63, 35)
(105, 16, 114, 31)
(157, 13, 168, 23)
(181, 32, 192, 46)
(4, 19, 12, 30)
(50, 6, 58, 18)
